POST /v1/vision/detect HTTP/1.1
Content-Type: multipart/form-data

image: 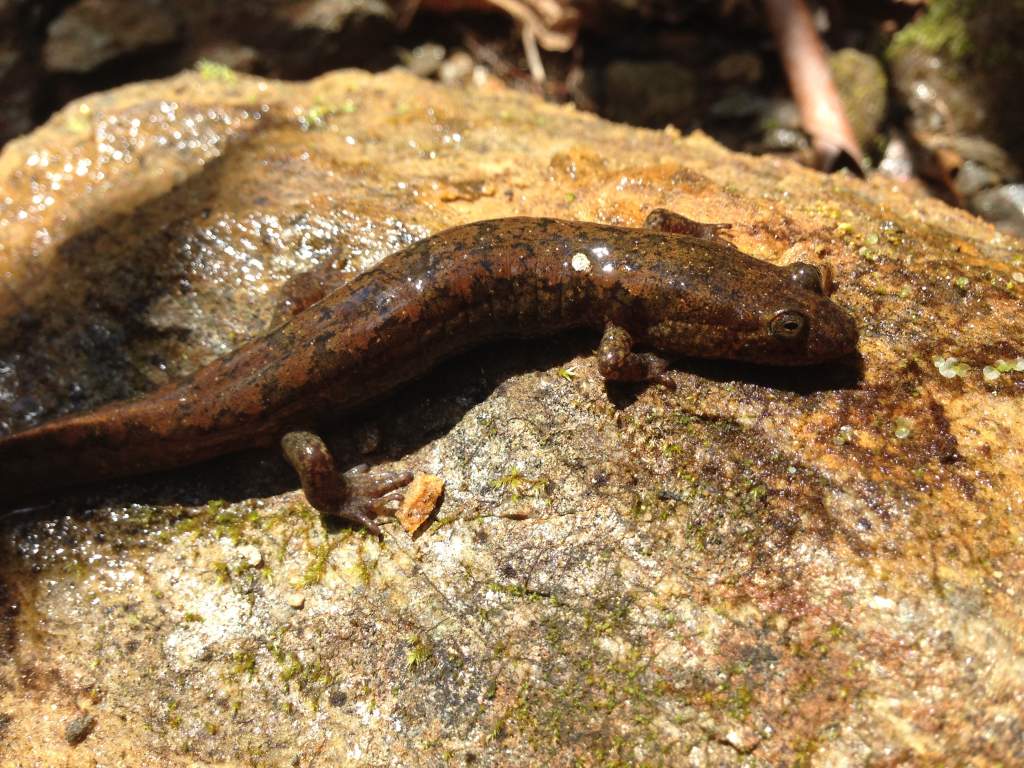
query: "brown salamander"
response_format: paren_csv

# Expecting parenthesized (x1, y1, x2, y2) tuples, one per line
(0, 210, 858, 532)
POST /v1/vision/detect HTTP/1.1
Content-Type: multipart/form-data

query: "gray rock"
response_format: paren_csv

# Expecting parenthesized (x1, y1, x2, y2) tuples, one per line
(44, 0, 180, 73)
(400, 43, 446, 79)
(63, 714, 96, 746)
(970, 183, 1024, 237)
(604, 59, 698, 127)
(284, 0, 393, 32)
(829, 47, 888, 148)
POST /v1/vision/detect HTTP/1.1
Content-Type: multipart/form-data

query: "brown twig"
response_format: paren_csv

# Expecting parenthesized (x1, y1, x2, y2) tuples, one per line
(418, 0, 579, 51)
(763, 0, 864, 175)
(521, 25, 546, 81)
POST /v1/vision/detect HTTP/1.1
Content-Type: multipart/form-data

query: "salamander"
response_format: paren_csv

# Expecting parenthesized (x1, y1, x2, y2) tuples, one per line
(0, 210, 858, 532)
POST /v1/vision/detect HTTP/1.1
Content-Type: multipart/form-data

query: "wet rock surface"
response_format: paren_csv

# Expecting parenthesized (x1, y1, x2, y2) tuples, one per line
(0, 68, 1023, 766)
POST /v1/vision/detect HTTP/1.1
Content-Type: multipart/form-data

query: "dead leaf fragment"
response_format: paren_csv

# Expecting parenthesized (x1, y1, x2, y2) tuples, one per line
(396, 474, 445, 534)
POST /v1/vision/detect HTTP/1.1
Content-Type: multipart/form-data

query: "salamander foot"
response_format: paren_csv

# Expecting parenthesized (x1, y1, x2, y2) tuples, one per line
(597, 324, 675, 390)
(281, 431, 414, 535)
(643, 208, 732, 246)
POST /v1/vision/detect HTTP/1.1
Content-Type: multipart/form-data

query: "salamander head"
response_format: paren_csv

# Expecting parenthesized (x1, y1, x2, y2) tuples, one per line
(640, 261, 859, 366)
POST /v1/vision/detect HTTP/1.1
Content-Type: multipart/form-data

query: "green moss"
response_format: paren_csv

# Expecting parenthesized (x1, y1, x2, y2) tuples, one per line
(491, 469, 549, 502)
(556, 366, 577, 381)
(171, 498, 266, 545)
(889, 0, 974, 61)
(299, 99, 357, 131)
(486, 580, 558, 604)
(495, 621, 691, 762)
(405, 634, 434, 669)
(232, 650, 257, 678)
(893, 418, 913, 440)
(278, 653, 303, 682)
(627, 490, 676, 523)
(206, 499, 227, 515)
(302, 541, 334, 586)
(196, 59, 238, 82)
(66, 104, 92, 136)
(834, 425, 855, 446)
(166, 699, 181, 729)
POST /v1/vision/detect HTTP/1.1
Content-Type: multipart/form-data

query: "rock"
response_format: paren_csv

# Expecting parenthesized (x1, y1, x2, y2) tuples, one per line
(603, 59, 698, 127)
(438, 50, 475, 85)
(829, 48, 888, 149)
(399, 42, 446, 79)
(43, 0, 181, 73)
(713, 51, 763, 84)
(193, 42, 259, 74)
(285, 0, 393, 33)
(63, 714, 95, 745)
(236, 544, 263, 568)
(759, 126, 809, 154)
(887, 2, 1024, 166)
(0, 67, 1022, 766)
(955, 159, 1001, 198)
(878, 129, 914, 179)
(970, 184, 1024, 237)
(724, 725, 761, 753)
(0, 2, 48, 147)
(0, 48, 34, 147)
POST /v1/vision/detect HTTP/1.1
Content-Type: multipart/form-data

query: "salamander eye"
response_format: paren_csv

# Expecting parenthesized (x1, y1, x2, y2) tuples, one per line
(770, 310, 808, 340)
(786, 262, 833, 295)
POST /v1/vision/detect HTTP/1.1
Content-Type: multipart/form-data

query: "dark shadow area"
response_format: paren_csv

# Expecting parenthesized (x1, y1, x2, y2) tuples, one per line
(670, 350, 864, 393)
(1, 325, 865, 536)
(0, 331, 592, 532)
(605, 348, 863, 409)
(0, 127, 300, 432)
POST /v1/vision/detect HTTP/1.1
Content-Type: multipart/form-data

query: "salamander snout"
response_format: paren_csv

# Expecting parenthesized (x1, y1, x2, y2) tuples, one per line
(792, 300, 859, 363)
(741, 294, 858, 365)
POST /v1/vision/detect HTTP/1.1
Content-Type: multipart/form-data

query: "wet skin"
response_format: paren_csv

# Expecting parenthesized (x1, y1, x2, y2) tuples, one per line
(0, 210, 858, 533)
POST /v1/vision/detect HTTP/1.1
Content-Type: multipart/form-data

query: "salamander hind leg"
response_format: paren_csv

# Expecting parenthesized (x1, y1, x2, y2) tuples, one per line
(643, 208, 732, 245)
(597, 324, 675, 390)
(281, 431, 413, 535)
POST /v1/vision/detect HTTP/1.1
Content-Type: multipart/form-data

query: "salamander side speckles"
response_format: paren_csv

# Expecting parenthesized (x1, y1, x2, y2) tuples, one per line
(0, 211, 858, 532)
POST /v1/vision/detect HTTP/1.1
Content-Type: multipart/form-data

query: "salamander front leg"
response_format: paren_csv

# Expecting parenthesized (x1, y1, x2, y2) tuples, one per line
(643, 208, 732, 246)
(281, 431, 413, 535)
(597, 324, 675, 390)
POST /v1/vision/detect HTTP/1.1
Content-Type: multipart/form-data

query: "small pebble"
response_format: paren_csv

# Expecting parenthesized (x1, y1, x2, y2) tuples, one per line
(237, 545, 262, 567)
(286, 592, 305, 609)
(400, 42, 446, 78)
(64, 713, 96, 745)
(724, 725, 760, 753)
(439, 51, 474, 85)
